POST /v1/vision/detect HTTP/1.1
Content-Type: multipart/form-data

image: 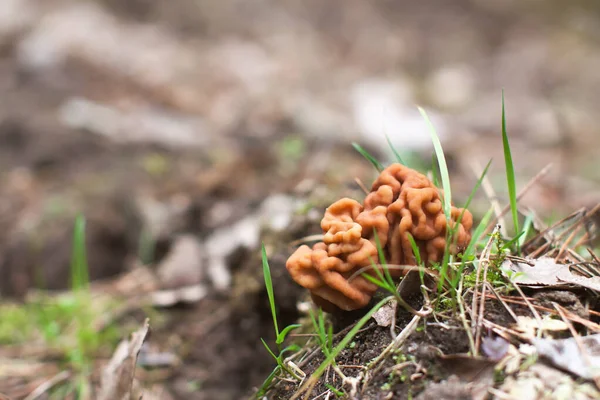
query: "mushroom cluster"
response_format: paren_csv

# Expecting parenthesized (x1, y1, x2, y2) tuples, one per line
(286, 163, 473, 311)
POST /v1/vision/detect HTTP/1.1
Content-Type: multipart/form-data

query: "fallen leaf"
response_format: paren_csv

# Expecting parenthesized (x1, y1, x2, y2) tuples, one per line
(515, 315, 569, 337)
(481, 335, 510, 361)
(98, 319, 150, 400)
(533, 333, 600, 380)
(499, 363, 600, 399)
(556, 270, 600, 293)
(502, 257, 572, 287)
(372, 300, 396, 327)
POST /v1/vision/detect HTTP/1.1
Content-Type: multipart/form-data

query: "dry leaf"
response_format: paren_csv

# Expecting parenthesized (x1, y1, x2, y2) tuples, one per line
(502, 257, 572, 287)
(515, 315, 569, 337)
(372, 300, 396, 327)
(98, 319, 150, 400)
(533, 334, 600, 380)
(556, 270, 600, 293)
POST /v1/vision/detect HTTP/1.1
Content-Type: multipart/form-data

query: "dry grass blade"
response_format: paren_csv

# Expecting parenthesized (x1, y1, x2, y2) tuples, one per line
(524, 204, 600, 258)
(98, 318, 150, 400)
(23, 371, 71, 400)
(484, 284, 519, 323)
(472, 225, 498, 355)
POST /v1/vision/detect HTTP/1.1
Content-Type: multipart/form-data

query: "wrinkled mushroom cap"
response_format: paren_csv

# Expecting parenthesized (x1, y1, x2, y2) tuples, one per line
(286, 163, 473, 311)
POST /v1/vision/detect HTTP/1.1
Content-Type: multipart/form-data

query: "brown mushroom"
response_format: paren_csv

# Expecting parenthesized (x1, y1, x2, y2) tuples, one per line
(286, 163, 473, 311)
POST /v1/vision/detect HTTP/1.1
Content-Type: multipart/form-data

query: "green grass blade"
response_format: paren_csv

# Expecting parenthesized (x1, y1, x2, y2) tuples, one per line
(352, 142, 384, 172)
(261, 244, 279, 338)
(362, 273, 390, 291)
(407, 234, 422, 266)
(501, 91, 519, 238)
(255, 366, 280, 398)
(518, 213, 534, 248)
(261, 338, 279, 362)
(385, 134, 405, 164)
(418, 107, 451, 218)
(372, 228, 394, 285)
(301, 296, 393, 391)
(70, 215, 89, 291)
(277, 324, 302, 345)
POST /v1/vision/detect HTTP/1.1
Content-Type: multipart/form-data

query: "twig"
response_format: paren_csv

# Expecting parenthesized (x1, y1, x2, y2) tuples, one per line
(508, 278, 543, 338)
(457, 273, 476, 355)
(485, 283, 519, 323)
(24, 371, 70, 400)
(555, 224, 583, 262)
(354, 178, 370, 196)
(481, 293, 600, 322)
(290, 234, 325, 247)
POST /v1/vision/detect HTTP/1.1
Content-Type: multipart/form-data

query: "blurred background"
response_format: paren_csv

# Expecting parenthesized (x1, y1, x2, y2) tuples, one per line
(1, 0, 599, 399)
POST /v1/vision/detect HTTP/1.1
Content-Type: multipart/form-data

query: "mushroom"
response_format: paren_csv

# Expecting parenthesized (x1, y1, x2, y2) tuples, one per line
(286, 163, 473, 311)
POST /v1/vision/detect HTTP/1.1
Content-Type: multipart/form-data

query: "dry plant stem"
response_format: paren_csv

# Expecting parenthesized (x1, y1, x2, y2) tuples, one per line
(482, 293, 600, 324)
(24, 371, 71, 400)
(290, 234, 325, 247)
(484, 163, 553, 237)
(471, 225, 498, 356)
(523, 210, 581, 250)
(555, 224, 583, 261)
(554, 303, 600, 390)
(485, 283, 519, 323)
(389, 300, 398, 339)
(354, 177, 370, 196)
(475, 258, 492, 354)
(527, 208, 588, 258)
(588, 248, 600, 266)
(481, 319, 533, 342)
(509, 277, 544, 337)
(457, 274, 477, 355)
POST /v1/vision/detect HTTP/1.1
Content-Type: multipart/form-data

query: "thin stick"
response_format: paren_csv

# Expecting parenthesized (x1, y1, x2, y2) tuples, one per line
(509, 278, 543, 337)
(555, 224, 583, 262)
(24, 371, 71, 400)
(354, 178, 370, 196)
(482, 293, 600, 321)
(485, 283, 519, 323)
(457, 273, 476, 355)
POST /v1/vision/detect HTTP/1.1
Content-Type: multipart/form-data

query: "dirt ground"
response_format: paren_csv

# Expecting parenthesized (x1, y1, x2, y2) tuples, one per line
(1, 1, 600, 399)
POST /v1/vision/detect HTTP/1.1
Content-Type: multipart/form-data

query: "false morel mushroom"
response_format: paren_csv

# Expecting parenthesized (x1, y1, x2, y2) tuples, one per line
(286, 163, 473, 311)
